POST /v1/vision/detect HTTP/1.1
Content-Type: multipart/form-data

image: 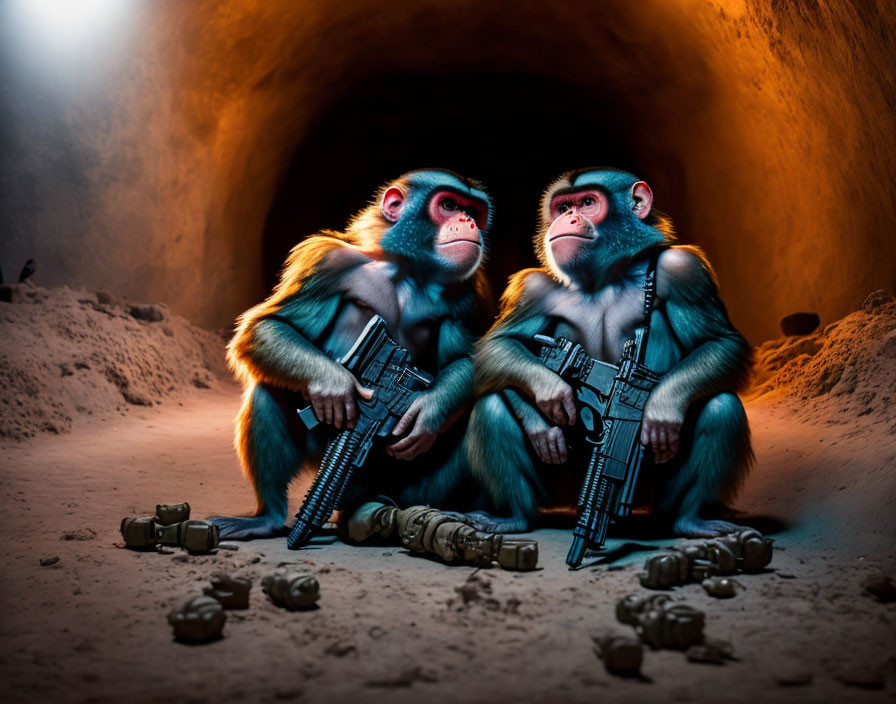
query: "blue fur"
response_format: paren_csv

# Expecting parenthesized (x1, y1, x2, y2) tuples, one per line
(467, 168, 752, 533)
(656, 392, 752, 519)
(561, 169, 669, 290)
(380, 169, 492, 277)
(215, 172, 491, 539)
(464, 393, 541, 525)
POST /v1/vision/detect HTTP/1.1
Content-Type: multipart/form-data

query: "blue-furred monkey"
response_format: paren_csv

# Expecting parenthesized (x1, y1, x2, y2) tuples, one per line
(212, 170, 493, 540)
(465, 168, 753, 538)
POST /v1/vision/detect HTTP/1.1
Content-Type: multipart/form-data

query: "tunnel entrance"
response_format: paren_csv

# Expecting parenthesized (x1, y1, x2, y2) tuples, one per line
(261, 71, 693, 297)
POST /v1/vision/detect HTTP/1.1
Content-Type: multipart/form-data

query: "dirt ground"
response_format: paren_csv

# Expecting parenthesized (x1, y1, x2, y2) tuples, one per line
(1, 289, 894, 703)
(0, 387, 893, 704)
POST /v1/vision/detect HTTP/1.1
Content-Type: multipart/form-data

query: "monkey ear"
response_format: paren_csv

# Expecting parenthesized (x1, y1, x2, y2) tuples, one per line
(631, 181, 653, 220)
(381, 187, 405, 223)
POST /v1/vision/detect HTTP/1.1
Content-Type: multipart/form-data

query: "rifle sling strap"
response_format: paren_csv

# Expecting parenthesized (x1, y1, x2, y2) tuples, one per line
(639, 247, 666, 359)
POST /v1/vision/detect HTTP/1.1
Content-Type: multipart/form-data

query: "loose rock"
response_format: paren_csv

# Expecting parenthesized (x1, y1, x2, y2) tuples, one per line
(204, 573, 252, 610)
(167, 595, 226, 644)
(262, 571, 320, 610)
(685, 639, 735, 665)
(701, 576, 744, 598)
(592, 634, 643, 676)
(780, 312, 820, 336)
(861, 573, 896, 603)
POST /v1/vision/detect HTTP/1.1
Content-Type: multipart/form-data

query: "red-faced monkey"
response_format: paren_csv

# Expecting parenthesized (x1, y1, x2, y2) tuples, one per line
(466, 168, 752, 538)
(212, 170, 492, 539)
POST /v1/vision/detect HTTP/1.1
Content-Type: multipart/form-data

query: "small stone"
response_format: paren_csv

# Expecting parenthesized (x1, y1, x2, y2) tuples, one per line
(366, 666, 439, 687)
(861, 573, 896, 603)
(128, 303, 165, 322)
(324, 641, 356, 657)
(167, 595, 226, 644)
(780, 312, 820, 336)
(685, 639, 735, 665)
(262, 571, 320, 610)
(40, 556, 60, 567)
(204, 573, 252, 610)
(60, 528, 97, 541)
(217, 541, 240, 551)
(861, 290, 894, 313)
(616, 592, 670, 625)
(773, 666, 813, 687)
(701, 576, 743, 598)
(274, 688, 303, 700)
(593, 634, 643, 676)
(835, 664, 885, 689)
(122, 389, 153, 406)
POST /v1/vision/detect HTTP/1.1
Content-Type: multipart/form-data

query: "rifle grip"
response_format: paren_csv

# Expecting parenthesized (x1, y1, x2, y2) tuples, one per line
(297, 405, 320, 430)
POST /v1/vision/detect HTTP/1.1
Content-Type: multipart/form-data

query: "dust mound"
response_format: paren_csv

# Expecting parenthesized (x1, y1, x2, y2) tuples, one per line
(0, 285, 231, 440)
(749, 291, 896, 425)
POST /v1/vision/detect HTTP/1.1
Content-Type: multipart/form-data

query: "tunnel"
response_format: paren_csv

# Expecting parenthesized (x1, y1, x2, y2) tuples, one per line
(1, 0, 895, 344)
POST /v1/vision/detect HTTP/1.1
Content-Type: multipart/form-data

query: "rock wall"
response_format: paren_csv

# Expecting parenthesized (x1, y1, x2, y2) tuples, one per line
(1, 0, 894, 342)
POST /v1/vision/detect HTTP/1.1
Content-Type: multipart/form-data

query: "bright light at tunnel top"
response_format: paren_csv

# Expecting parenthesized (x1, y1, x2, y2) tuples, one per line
(4, 0, 136, 64)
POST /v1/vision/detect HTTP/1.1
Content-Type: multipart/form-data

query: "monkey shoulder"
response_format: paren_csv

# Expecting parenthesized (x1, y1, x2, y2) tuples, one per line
(500, 268, 560, 313)
(288, 236, 393, 304)
(275, 235, 372, 295)
(310, 237, 374, 277)
(656, 246, 716, 301)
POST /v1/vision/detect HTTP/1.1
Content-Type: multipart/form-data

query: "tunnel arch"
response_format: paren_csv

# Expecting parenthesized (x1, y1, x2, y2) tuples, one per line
(260, 69, 700, 297)
(1, 1, 894, 343)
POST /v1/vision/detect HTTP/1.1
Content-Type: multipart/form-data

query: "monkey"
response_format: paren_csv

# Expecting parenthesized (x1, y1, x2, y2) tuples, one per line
(211, 170, 493, 540)
(464, 167, 753, 538)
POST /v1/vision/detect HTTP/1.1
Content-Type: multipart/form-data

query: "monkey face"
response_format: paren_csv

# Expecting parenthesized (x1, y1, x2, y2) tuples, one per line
(537, 168, 669, 287)
(545, 188, 608, 269)
(429, 190, 487, 279)
(378, 172, 490, 282)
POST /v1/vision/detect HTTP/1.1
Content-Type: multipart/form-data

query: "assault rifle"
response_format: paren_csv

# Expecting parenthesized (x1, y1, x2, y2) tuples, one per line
(287, 315, 432, 549)
(533, 328, 660, 568)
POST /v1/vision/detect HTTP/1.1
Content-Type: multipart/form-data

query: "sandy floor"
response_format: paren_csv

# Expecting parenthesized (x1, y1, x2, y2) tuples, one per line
(1, 385, 894, 704)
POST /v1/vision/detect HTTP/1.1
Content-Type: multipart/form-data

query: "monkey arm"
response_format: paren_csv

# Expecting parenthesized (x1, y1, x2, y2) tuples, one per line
(411, 317, 473, 431)
(227, 235, 370, 389)
(237, 315, 344, 394)
(647, 247, 751, 421)
(501, 388, 543, 427)
(388, 316, 477, 459)
(473, 270, 559, 399)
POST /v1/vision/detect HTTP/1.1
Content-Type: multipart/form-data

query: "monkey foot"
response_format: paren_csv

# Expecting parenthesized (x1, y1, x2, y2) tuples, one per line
(463, 511, 531, 534)
(673, 517, 745, 539)
(208, 515, 287, 540)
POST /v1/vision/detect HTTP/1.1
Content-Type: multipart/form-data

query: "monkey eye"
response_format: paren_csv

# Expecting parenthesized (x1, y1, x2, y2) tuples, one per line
(582, 196, 595, 207)
(556, 202, 571, 213)
(440, 197, 459, 212)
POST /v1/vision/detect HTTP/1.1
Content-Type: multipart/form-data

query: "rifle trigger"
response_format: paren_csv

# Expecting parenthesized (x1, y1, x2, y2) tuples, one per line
(355, 442, 370, 467)
(580, 406, 594, 432)
(297, 405, 320, 430)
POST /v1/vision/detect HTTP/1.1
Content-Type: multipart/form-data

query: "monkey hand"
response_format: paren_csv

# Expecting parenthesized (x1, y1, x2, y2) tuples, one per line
(387, 394, 441, 461)
(306, 367, 374, 429)
(640, 390, 686, 464)
(523, 414, 568, 465)
(529, 369, 577, 426)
